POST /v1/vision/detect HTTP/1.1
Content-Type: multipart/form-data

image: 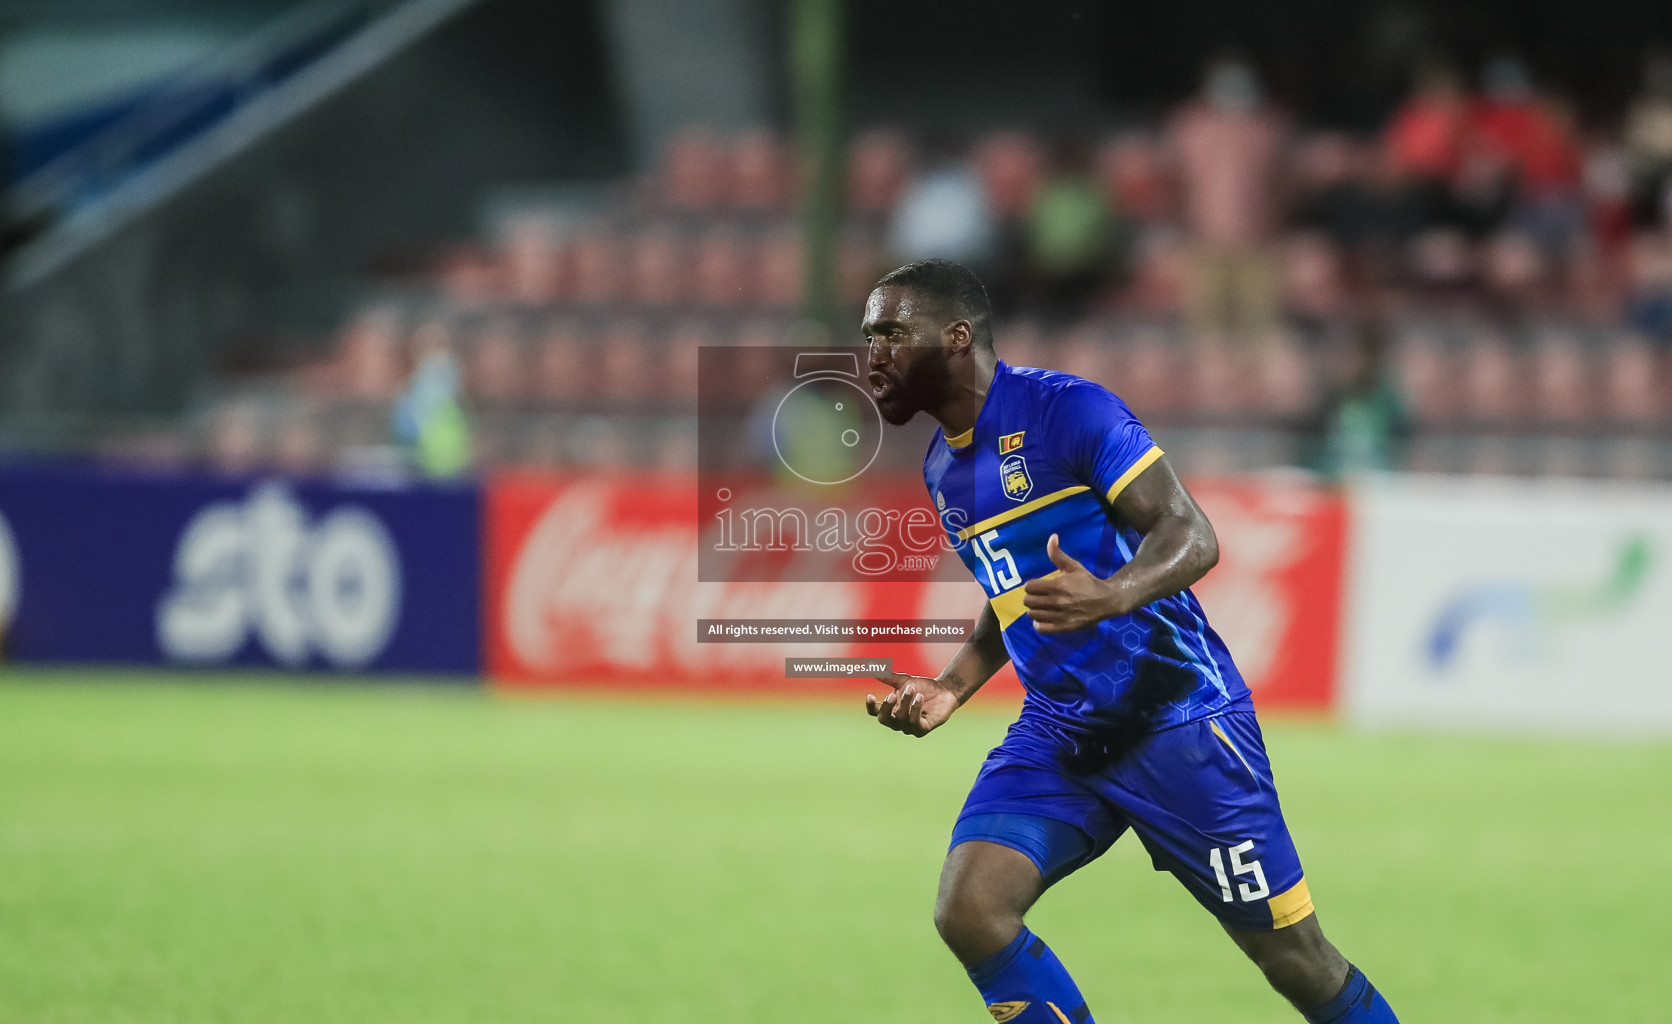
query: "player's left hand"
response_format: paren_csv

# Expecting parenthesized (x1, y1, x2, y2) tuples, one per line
(865, 672, 958, 738)
(1023, 533, 1122, 634)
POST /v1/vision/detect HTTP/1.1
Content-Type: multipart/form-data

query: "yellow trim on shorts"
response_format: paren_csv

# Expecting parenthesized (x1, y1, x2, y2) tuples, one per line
(1210, 720, 1257, 779)
(1104, 445, 1164, 503)
(1269, 878, 1315, 929)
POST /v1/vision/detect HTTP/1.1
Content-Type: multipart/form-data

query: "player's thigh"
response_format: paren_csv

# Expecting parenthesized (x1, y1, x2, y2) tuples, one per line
(941, 760, 1114, 926)
(1106, 711, 1314, 933)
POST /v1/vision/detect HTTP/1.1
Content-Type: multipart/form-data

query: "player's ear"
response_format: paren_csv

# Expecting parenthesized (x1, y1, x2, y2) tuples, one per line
(944, 318, 974, 353)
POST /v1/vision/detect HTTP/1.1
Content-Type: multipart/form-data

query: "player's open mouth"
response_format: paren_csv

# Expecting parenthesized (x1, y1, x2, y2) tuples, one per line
(869, 373, 893, 399)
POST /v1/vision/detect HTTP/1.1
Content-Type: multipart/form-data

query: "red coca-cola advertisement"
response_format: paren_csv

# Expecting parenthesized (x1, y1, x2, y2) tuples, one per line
(1188, 478, 1347, 711)
(484, 471, 1343, 711)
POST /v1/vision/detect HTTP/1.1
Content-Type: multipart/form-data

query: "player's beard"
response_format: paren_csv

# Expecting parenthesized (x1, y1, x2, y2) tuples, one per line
(875, 349, 954, 426)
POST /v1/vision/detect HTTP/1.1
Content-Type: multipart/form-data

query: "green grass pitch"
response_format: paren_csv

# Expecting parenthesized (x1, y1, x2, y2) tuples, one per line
(0, 670, 1668, 1023)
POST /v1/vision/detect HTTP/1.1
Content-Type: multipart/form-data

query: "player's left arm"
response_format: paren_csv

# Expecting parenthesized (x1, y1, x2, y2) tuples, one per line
(1022, 455, 1218, 634)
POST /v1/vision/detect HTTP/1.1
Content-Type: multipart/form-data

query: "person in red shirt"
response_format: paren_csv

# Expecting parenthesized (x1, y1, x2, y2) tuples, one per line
(1386, 63, 1468, 185)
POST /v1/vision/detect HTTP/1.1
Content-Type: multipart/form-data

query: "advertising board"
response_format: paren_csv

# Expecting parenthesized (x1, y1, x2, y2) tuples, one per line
(0, 465, 480, 674)
(1343, 475, 1672, 732)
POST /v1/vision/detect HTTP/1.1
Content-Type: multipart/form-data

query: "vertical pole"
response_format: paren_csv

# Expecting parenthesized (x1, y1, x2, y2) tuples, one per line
(791, 0, 844, 338)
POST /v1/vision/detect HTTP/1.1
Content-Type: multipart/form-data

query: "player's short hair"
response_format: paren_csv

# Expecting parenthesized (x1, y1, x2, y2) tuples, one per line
(873, 259, 994, 349)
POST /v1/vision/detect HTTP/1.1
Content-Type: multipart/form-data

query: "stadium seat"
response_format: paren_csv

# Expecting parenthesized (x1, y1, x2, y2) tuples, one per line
(1528, 332, 1593, 426)
(1118, 326, 1184, 417)
(663, 126, 727, 211)
(208, 401, 269, 473)
(1480, 232, 1547, 304)
(756, 227, 804, 310)
(271, 409, 324, 475)
(467, 320, 526, 405)
(1056, 326, 1118, 389)
(728, 129, 793, 212)
(1282, 232, 1349, 318)
(501, 214, 563, 305)
(1187, 344, 1253, 420)
(1392, 332, 1457, 426)
(693, 228, 757, 309)
(1457, 333, 1526, 426)
(571, 232, 627, 305)
(1250, 335, 1315, 420)
(972, 131, 1043, 219)
(1407, 229, 1476, 292)
(995, 320, 1045, 371)
(629, 227, 693, 308)
(848, 129, 912, 217)
(838, 232, 886, 302)
(338, 309, 406, 402)
(599, 321, 652, 405)
(532, 324, 587, 404)
(1600, 335, 1665, 426)
(435, 245, 505, 306)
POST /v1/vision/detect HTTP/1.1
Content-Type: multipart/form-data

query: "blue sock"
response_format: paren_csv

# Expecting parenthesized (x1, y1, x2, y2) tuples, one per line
(1304, 964, 1400, 1024)
(966, 927, 1094, 1024)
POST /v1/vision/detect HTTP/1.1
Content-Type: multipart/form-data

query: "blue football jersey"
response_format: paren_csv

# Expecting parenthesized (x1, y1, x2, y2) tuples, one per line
(924, 361, 1250, 738)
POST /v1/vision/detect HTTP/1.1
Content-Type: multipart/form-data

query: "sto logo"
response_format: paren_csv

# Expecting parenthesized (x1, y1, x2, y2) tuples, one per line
(156, 483, 401, 667)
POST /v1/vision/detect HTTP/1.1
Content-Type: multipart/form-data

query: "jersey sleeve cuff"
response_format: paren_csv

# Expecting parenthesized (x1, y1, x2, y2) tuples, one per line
(1103, 445, 1164, 504)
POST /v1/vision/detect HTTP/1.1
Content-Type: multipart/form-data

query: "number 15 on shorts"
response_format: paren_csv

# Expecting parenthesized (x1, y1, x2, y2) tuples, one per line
(1210, 841, 1269, 902)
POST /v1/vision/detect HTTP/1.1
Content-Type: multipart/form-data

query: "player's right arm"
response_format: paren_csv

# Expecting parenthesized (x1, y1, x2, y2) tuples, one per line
(866, 601, 1007, 738)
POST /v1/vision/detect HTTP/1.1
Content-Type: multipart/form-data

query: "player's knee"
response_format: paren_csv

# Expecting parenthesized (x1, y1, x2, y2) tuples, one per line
(933, 891, 1021, 966)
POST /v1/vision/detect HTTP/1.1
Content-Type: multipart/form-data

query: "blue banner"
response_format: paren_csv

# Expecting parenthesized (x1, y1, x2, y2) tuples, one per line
(0, 464, 481, 675)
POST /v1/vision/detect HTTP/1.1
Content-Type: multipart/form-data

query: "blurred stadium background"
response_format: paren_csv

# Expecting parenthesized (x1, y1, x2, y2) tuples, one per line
(0, 1, 1669, 1021)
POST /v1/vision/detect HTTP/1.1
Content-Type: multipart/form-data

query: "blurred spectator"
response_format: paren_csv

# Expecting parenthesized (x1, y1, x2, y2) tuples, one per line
(887, 145, 998, 271)
(1097, 133, 1176, 224)
(1300, 138, 1429, 289)
(1625, 50, 1672, 229)
(1626, 232, 1672, 343)
(1465, 58, 1582, 246)
(1020, 138, 1128, 319)
(1168, 57, 1288, 347)
(393, 325, 471, 478)
(1386, 63, 1469, 185)
(1303, 320, 1410, 477)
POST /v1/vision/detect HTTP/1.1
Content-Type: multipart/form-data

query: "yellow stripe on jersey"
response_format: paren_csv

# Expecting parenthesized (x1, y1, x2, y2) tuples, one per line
(989, 571, 1060, 630)
(945, 426, 975, 449)
(1104, 445, 1164, 504)
(1046, 1003, 1075, 1024)
(1269, 878, 1315, 929)
(955, 485, 1090, 542)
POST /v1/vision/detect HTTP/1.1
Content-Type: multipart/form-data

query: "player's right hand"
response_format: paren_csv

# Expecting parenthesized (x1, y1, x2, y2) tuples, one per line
(865, 672, 958, 738)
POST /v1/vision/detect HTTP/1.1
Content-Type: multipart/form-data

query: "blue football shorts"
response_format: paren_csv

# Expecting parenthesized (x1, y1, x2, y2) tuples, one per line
(949, 707, 1314, 932)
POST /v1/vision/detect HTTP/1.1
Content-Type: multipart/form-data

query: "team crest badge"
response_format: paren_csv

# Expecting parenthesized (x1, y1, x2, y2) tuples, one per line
(999, 430, 1025, 454)
(1000, 453, 1033, 502)
(987, 1002, 1030, 1023)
